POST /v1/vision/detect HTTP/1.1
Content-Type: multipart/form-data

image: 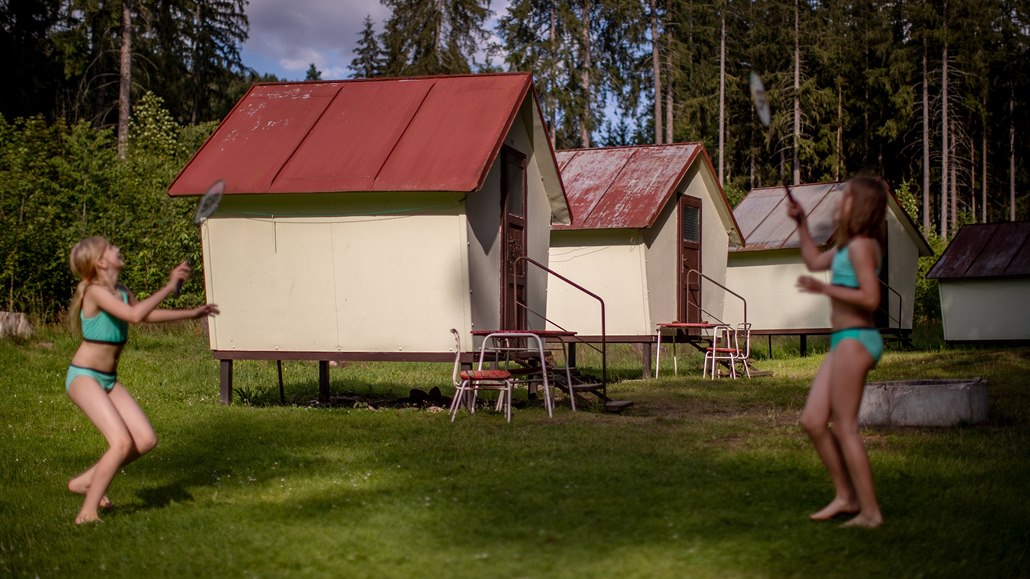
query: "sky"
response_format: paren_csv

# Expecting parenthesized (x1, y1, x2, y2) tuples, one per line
(241, 0, 510, 81)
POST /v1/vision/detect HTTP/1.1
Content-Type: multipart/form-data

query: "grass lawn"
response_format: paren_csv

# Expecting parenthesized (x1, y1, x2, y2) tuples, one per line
(1, 323, 1028, 578)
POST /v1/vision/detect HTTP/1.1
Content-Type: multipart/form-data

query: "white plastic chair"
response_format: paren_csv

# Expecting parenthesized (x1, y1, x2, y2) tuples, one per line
(731, 323, 752, 379)
(450, 329, 515, 422)
(703, 325, 738, 379)
(703, 323, 752, 379)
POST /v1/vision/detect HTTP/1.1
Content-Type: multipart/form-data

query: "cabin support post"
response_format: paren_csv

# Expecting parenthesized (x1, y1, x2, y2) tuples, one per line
(318, 361, 330, 403)
(641, 343, 652, 378)
(219, 360, 233, 404)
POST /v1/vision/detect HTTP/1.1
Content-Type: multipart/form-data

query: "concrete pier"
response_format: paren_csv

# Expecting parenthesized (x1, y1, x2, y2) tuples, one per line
(859, 378, 987, 427)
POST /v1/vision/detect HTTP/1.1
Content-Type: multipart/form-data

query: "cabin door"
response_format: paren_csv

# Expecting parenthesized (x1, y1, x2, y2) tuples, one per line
(501, 147, 527, 330)
(678, 196, 702, 323)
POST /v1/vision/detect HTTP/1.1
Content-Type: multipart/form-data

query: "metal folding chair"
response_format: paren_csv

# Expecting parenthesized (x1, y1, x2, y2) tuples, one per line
(449, 329, 515, 422)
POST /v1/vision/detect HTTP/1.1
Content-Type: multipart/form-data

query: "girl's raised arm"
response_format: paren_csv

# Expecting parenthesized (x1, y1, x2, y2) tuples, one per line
(91, 262, 189, 323)
(788, 196, 834, 272)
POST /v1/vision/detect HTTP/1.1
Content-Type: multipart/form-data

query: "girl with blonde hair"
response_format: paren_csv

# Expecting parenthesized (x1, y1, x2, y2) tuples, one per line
(65, 236, 218, 524)
(787, 176, 888, 528)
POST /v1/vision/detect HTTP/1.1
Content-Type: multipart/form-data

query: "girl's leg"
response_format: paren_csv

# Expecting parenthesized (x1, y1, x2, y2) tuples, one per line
(800, 352, 858, 520)
(67, 383, 157, 506)
(67, 378, 135, 524)
(828, 340, 882, 528)
(106, 383, 158, 458)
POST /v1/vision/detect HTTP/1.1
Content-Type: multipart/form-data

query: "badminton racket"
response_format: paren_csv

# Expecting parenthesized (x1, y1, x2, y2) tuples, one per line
(174, 179, 224, 297)
(749, 71, 797, 205)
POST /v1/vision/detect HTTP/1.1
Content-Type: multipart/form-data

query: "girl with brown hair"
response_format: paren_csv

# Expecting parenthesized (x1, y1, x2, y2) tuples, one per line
(787, 176, 888, 528)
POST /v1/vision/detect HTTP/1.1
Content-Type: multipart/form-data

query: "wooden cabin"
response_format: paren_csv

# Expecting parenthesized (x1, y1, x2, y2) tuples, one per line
(725, 182, 932, 348)
(546, 144, 744, 371)
(927, 222, 1030, 342)
(167, 73, 570, 402)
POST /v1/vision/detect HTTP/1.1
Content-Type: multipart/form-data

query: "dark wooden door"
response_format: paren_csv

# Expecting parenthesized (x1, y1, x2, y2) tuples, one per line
(678, 196, 702, 323)
(501, 147, 527, 330)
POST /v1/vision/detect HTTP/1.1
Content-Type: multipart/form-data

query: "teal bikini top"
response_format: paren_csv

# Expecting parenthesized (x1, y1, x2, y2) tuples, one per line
(831, 245, 879, 288)
(81, 287, 129, 345)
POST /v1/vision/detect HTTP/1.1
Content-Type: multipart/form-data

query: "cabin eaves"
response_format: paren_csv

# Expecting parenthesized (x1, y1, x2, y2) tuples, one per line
(927, 222, 1030, 280)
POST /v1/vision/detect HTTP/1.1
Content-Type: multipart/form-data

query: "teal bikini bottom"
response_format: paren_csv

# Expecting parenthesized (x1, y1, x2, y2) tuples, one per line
(830, 327, 883, 366)
(65, 365, 118, 392)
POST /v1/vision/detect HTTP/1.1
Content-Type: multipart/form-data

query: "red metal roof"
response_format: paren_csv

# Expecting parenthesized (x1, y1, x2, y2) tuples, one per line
(554, 144, 739, 236)
(927, 222, 1030, 279)
(168, 73, 550, 197)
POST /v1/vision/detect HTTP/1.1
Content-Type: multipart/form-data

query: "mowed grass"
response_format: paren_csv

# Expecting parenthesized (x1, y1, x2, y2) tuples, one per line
(1, 324, 1028, 578)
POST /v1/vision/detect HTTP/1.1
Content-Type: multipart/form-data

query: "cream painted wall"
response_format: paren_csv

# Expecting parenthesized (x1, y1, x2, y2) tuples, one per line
(466, 161, 502, 340)
(724, 250, 832, 330)
(644, 198, 677, 328)
(939, 279, 1030, 341)
(547, 231, 649, 335)
(203, 192, 473, 354)
(886, 212, 918, 329)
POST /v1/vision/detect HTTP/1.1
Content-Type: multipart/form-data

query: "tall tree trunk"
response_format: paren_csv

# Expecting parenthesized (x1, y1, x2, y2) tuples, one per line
(665, 49, 673, 144)
(950, 117, 956, 232)
(835, 84, 842, 181)
(982, 131, 988, 222)
(941, 35, 949, 238)
(117, 0, 132, 160)
(951, 114, 957, 232)
(922, 38, 931, 231)
(549, 2, 557, 137)
(971, 137, 976, 221)
(651, 0, 662, 144)
(580, 0, 591, 147)
(1011, 94, 1017, 221)
(793, 0, 800, 186)
(718, 10, 725, 183)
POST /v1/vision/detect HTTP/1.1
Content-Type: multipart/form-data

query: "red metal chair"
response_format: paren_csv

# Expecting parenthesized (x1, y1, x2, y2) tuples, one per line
(449, 329, 515, 422)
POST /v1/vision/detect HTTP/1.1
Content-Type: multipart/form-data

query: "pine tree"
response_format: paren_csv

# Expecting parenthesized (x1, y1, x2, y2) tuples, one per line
(349, 15, 384, 78)
(380, 0, 491, 76)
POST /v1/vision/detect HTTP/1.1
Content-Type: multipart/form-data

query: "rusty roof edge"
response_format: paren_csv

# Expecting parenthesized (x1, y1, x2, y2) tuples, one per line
(692, 146, 746, 247)
(642, 145, 695, 231)
(468, 73, 531, 194)
(167, 83, 262, 197)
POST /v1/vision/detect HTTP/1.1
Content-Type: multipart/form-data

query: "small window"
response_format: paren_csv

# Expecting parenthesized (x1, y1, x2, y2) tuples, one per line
(682, 204, 700, 243)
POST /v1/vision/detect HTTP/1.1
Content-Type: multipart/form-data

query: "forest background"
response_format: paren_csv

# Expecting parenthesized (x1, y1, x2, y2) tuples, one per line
(1, 0, 1028, 324)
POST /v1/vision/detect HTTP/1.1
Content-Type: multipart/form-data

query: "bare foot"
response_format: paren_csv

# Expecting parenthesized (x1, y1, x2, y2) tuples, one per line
(841, 513, 883, 529)
(74, 511, 102, 525)
(68, 479, 112, 509)
(809, 497, 859, 521)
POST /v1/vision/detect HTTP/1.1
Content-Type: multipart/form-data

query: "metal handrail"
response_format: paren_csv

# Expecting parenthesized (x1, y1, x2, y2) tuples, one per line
(685, 269, 747, 327)
(878, 280, 903, 329)
(513, 255, 607, 398)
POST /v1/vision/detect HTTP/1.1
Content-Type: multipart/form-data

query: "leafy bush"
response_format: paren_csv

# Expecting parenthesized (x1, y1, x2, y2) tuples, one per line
(0, 94, 215, 323)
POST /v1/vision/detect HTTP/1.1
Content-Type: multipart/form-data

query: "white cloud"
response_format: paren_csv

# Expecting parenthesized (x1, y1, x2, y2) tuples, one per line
(243, 0, 511, 80)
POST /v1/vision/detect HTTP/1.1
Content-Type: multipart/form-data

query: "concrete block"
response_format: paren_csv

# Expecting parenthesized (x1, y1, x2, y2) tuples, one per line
(859, 378, 987, 427)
